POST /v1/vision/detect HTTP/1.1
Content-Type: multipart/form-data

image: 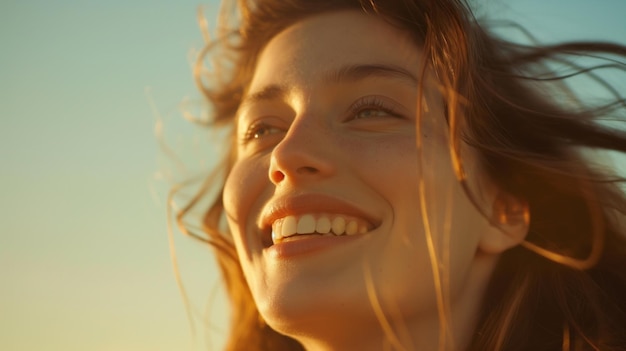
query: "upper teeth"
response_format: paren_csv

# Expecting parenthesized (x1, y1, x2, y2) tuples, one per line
(272, 214, 369, 243)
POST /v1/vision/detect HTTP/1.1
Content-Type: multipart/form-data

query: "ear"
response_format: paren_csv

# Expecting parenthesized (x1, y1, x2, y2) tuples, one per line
(478, 191, 530, 254)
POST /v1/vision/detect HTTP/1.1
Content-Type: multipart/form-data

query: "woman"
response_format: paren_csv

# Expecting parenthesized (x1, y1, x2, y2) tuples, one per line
(179, 0, 626, 349)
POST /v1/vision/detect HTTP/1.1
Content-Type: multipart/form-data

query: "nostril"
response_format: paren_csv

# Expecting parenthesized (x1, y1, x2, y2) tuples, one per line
(271, 170, 285, 183)
(297, 166, 318, 174)
(270, 166, 320, 183)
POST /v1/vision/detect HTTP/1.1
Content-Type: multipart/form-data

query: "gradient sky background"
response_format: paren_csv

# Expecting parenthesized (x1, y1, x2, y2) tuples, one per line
(1, 1, 625, 350)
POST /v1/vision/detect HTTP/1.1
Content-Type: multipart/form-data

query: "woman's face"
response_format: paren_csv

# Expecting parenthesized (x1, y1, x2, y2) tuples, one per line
(223, 10, 500, 346)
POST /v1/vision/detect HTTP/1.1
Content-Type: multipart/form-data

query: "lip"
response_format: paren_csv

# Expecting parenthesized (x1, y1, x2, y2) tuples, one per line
(266, 233, 367, 259)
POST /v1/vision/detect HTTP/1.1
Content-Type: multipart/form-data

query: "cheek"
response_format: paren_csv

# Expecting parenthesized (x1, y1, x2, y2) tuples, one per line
(344, 134, 421, 179)
(222, 156, 270, 257)
(349, 130, 483, 301)
(223, 156, 269, 215)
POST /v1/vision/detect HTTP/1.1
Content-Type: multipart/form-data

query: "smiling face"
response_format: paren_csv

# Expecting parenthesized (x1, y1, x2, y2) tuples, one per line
(222, 10, 506, 350)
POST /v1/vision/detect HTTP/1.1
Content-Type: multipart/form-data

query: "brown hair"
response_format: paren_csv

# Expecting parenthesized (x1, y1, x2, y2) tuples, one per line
(178, 0, 626, 349)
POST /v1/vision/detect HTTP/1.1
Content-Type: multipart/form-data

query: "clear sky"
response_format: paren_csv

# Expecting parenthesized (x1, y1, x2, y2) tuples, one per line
(1, 1, 625, 350)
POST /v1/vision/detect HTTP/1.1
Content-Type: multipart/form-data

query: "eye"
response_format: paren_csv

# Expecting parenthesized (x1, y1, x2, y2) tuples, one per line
(354, 108, 393, 119)
(241, 120, 284, 143)
(348, 96, 403, 121)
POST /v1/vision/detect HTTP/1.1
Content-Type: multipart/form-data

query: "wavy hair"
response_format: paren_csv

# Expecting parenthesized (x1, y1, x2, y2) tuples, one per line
(175, 0, 626, 349)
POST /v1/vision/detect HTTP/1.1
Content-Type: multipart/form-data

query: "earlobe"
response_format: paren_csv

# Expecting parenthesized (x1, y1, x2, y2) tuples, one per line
(478, 192, 530, 254)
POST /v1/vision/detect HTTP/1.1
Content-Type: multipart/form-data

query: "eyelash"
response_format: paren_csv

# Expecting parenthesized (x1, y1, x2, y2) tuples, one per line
(241, 120, 283, 143)
(348, 96, 402, 120)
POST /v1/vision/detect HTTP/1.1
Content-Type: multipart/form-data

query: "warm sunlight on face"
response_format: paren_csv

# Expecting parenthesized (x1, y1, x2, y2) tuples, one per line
(222, 10, 503, 351)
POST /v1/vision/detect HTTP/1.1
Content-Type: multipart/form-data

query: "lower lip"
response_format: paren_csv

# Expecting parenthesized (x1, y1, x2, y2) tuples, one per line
(265, 234, 365, 259)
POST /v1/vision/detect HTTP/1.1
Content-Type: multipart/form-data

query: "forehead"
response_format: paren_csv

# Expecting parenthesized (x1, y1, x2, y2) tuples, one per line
(247, 10, 422, 94)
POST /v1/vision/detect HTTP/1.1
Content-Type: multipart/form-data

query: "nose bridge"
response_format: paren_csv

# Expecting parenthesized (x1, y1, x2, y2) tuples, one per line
(269, 112, 335, 184)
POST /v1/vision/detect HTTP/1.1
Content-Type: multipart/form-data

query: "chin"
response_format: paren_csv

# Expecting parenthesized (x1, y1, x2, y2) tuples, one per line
(254, 272, 374, 333)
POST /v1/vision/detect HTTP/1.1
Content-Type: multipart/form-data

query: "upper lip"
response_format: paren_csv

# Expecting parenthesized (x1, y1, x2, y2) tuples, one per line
(258, 193, 380, 231)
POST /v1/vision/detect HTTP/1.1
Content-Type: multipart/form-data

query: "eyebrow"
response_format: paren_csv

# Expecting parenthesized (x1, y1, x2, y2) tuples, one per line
(326, 63, 418, 86)
(240, 84, 289, 110)
(239, 63, 418, 108)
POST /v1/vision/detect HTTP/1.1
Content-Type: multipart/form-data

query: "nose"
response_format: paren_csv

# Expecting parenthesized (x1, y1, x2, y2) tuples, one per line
(269, 116, 335, 185)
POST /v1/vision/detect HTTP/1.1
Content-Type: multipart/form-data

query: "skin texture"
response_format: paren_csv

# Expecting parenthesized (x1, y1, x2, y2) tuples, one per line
(222, 10, 528, 351)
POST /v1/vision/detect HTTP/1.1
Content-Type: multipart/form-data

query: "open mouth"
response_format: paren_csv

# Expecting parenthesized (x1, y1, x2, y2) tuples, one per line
(266, 213, 376, 245)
